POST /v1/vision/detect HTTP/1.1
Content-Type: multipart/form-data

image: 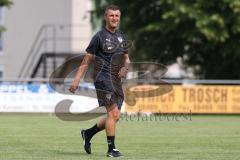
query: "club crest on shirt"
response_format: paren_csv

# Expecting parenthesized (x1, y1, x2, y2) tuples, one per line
(105, 38, 111, 42)
(106, 93, 112, 100)
(117, 37, 123, 43)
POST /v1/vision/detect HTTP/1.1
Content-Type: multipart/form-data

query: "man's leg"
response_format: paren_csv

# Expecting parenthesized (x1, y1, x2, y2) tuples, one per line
(105, 103, 123, 157)
(84, 117, 106, 138)
(81, 116, 106, 154)
(81, 101, 122, 156)
(97, 117, 107, 129)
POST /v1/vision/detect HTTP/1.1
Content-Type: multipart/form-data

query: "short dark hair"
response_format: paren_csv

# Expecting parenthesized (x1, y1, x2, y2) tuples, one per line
(104, 5, 120, 15)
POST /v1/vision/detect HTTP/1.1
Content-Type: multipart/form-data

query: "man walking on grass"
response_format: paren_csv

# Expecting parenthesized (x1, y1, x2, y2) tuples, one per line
(69, 5, 130, 157)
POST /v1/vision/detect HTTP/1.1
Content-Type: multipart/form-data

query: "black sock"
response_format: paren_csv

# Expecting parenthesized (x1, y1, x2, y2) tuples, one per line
(85, 124, 103, 139)
(107, 136, 116, 152)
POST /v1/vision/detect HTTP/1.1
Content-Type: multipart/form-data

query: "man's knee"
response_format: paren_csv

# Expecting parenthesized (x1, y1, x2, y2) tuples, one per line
(107, 104, 120, 121)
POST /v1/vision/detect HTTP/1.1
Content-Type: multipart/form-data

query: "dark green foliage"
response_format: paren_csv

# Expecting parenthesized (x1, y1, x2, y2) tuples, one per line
(0, 0, 13, 7)
(93, 0, 240, 79)
(0, 0, 13, 32)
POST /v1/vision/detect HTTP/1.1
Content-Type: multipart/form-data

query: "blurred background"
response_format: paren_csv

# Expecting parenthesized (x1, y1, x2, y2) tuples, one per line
(0, 0, 240, 113)
(1, 1, 240, 160)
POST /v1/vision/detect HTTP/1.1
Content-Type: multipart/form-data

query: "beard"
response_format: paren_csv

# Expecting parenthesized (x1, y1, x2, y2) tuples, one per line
(109, 22, 119, 29)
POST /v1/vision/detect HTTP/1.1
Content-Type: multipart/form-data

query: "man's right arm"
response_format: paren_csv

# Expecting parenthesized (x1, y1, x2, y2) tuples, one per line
(69, 53, 93, 93)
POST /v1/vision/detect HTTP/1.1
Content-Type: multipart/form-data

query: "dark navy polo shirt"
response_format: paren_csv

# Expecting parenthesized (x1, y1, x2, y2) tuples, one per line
(86, 27, 128, 82)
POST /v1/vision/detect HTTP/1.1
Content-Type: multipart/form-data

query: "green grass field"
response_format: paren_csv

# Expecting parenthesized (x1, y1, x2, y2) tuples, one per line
(0, 114, 240, 160)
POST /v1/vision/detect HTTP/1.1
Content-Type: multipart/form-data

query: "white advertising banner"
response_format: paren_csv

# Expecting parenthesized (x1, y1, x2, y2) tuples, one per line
(0, 83, 99, 113)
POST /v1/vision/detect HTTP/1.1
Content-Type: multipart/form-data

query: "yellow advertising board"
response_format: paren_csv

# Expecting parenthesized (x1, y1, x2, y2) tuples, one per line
(124, 85, 240, 114)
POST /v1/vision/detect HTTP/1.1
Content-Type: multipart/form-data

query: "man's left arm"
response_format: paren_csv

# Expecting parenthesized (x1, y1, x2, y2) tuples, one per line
(118, 53, 131, 78)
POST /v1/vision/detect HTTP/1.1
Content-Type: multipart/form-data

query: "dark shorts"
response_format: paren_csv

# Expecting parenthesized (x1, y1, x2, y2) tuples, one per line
(94, 79, 124, 110)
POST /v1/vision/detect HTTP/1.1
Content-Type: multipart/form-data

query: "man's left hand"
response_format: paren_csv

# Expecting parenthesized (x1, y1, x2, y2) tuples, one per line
(118, 66, 128, 78)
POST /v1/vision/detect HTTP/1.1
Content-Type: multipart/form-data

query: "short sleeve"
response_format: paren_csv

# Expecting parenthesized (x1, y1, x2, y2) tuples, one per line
(85, 33, 100, 55)
(120, 32, 130, 53)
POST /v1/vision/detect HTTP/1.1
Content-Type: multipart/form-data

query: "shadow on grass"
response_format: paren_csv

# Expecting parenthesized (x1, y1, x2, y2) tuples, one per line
(55, 150, 83, 156)
(53, 149, 105, 158)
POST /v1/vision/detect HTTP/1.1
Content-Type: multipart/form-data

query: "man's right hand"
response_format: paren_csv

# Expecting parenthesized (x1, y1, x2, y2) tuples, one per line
(69, 81, 79, 93)
(68, 53, 93, 94)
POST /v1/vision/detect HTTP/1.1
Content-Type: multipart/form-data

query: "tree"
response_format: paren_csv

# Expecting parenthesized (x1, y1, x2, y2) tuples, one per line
(92, 0, 240, 79)
(0, 0, 13, 32)
(0, 0, 12, 6)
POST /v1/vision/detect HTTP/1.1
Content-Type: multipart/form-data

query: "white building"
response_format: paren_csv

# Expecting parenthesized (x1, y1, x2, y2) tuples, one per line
(0, 0, 93, 78)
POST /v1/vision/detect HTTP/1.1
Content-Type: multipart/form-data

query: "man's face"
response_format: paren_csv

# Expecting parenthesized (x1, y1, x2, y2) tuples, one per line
(104, 9, 121, 29)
